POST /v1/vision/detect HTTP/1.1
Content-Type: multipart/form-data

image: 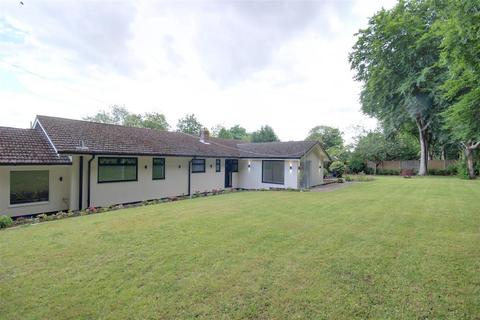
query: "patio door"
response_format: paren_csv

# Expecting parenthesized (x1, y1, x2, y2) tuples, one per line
(225, 160, 233, 188)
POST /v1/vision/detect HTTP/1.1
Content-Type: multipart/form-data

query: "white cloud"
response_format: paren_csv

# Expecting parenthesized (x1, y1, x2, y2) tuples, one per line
(0, 0, 395, 143)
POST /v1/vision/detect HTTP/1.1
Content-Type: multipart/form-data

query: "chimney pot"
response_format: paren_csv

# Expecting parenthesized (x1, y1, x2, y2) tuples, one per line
(200, 128, 210, 142)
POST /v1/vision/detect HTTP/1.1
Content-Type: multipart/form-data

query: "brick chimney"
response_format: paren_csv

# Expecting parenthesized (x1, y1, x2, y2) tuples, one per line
(200, 127, 210, 143)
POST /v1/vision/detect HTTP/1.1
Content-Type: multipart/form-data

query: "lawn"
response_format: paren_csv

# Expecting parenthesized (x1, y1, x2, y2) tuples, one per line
(1, 177, 479, 319)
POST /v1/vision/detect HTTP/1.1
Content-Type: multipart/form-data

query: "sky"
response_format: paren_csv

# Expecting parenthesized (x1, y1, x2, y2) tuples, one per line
(0, 0, 396, 143)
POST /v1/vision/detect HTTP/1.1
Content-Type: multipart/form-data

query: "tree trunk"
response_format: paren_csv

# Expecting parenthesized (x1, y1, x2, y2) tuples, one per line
(465, 148, 475, 179)
(465, 141, 480, 179)
(416, 118, 429, 176)
(441, 146, 445, 160)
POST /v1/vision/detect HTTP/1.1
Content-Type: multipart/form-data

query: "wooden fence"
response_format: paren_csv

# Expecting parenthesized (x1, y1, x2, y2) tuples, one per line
(366, 160, 457, 171)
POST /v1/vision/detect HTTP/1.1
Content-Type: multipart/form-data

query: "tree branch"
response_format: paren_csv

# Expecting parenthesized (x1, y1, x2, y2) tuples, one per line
(468, 141, 480, 150)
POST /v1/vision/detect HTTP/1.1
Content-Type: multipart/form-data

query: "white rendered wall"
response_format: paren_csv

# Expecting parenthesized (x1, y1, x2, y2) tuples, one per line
(88, 156, 189, 208)
(302, 149, 325, 187)
(237, 159, 299, 190)
(88, 156, 236, 208)
(0, 165, 72, 217)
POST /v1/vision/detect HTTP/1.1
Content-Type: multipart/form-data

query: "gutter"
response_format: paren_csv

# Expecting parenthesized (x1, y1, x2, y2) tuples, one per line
(78, 156, 83, 210)
(58, 150, 304, 160)
(87, 155, 96, 208)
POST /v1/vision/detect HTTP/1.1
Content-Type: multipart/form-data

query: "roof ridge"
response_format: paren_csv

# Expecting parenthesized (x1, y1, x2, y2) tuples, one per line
(36, 115, 175, 133)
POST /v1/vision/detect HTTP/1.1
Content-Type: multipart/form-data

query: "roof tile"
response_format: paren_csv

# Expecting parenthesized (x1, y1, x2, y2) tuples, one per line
(0, 126, 71, 165)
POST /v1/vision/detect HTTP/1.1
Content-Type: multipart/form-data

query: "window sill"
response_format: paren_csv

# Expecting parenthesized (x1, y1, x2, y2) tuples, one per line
(9, 201, 49, 208)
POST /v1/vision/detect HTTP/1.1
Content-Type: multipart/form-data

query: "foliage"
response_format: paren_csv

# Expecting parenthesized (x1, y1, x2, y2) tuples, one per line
(84, 105, 170, 131)
(176, 114, 203, 135)
(446, 163, 458, 176)
(427, 169, 449, 176)
(213, 124, 249, 140)
(306, 126, 344, 149)
(348, 156, 366, 174)
(456, 160, 470, 179)
(329, 161, 345, 177)
(353, 130, 388, 167)
(439, 0, 480, 178)
(229, 125, 249, 140)
(250, 125, 279, 143)
(0, 215, 13, 229)
(327, 145, 350, 162)
(377, 169, 401, 176)
(387, 131, 419, 160)
(353, 128, 420, 167)
(344, 172, 374, 182)
(349, 0, 448, 175)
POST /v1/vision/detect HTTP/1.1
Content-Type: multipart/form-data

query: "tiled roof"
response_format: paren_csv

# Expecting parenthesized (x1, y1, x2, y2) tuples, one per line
(237, 141, 319, 158)
(36, 116, 240, 157)
(0, 126, 71, 165)
(17, 115, 325, 160)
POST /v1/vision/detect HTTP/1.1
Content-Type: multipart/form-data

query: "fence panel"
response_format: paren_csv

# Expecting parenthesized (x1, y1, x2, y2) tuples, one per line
(366, 160, 457, 171)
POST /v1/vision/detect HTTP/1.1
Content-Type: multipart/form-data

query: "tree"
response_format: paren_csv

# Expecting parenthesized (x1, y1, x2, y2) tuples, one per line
(251, 125, 279, 143)
(354, 130, 389, 174)
(440, 0, 480, 179)
(229, 125, 248, 140)
(305, 126, 344, 149)
(387, 131, 419, 160)
(217, 127, 233, 139)
(211, 124, 249, 140)
(349, 0, 447, 175)
(176, 114, 203, 135)
(84, 105, 170, 130)
(141, 113, 170, 131)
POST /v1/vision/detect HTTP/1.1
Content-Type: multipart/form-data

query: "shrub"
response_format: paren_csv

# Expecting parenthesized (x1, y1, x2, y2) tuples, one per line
(337, 178, 344, 183)
(377, 168, 401, 175)
(364, 167, 374, 175)
(456, 160, 469, 179)
(0, 215, 13, 229)
(446, 163, 458, 175)
(344, 173, 374, 182)
(348, 158, 366, 174)
(329, 161, 345, 177)
(356, 172, 374, 182)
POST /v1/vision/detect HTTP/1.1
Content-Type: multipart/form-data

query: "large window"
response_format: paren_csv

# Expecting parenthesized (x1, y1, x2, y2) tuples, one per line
(10, 170, 49, 205)
(152, 158, 165, 180)
(98, 157, 137, 183)
(216, 159, 221, 172)
(262, 160, 284, 184)
(191, 159, 205, 173)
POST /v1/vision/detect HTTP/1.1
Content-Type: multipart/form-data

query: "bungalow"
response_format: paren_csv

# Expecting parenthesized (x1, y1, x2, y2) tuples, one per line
(0, 116, 330, 217)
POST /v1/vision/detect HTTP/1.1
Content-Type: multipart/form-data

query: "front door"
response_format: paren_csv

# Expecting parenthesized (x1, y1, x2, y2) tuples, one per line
(225, 159, 233, 188)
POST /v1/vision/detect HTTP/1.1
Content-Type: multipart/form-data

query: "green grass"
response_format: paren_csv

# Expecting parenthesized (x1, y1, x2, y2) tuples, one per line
(1, 177, 479, 319)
